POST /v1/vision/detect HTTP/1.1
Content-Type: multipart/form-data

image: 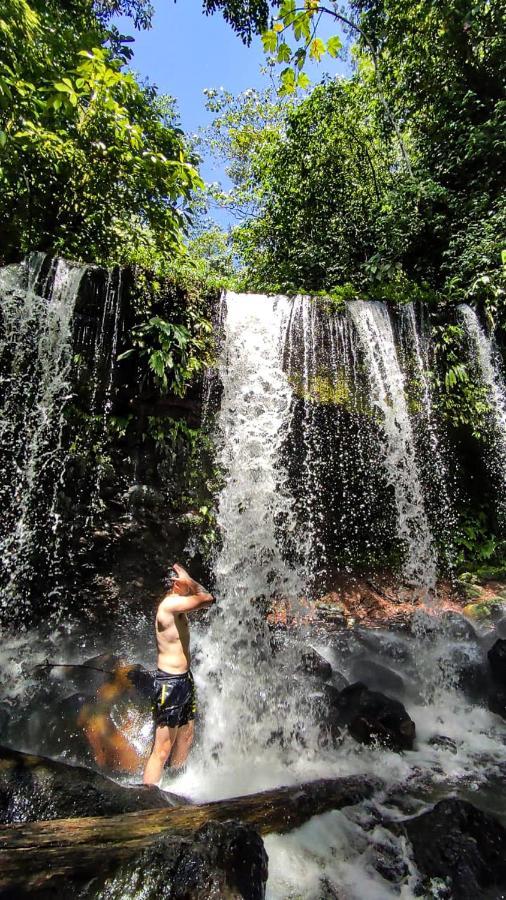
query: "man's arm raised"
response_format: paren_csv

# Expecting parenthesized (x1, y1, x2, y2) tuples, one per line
(160, 591, 215, 614)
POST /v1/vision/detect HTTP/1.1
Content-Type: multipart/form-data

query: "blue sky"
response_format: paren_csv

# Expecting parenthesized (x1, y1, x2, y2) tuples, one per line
(114, 1, 350, 226)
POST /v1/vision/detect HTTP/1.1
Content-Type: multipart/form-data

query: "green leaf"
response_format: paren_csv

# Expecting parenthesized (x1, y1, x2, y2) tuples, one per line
(327, 35, 342, 57)
(262, 29, 278, 52)
(117, 348, 136, 361)
(309, 38, 326, 61)
(297, 72, 310, 90)
(293, 48, 306, 70)
(149, 350, 166, 378)
(279, 67, 296, 95)
(0, 130, 7, 148)
(277, 42, 291, 63)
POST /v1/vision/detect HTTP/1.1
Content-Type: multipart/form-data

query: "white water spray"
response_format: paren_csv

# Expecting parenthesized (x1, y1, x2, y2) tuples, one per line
(348, 301, 437, 592)
(459, 304, 506, 522)
(0, 258, 85, 611)
(193, 292, 311, 792)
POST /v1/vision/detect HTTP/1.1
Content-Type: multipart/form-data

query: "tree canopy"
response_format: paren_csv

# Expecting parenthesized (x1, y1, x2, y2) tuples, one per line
(0, 0, 201, 267)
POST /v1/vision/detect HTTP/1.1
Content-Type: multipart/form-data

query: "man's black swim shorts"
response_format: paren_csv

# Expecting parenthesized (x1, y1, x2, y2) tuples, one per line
(153, 669, 196, 728)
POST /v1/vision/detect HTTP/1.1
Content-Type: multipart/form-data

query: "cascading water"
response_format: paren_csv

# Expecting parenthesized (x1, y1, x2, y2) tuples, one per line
(170, 291, 506, 898)
(282, 296, 397, 579)
(398, 303, 457, 570)
(0, 255, 123, 619)
(192, 292, 316, 792)
(459, 303, 506, 525)
(1, 276, 505, 900)
(0, 256, 85, 614)
(348, 301, 437, 594)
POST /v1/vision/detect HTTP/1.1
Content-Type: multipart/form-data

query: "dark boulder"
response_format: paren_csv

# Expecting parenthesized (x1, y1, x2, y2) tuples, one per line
(355, 628, 412, 663)
(324, 682, 415, 751)
(298, 648, 332, 681)
(428, 734, 458, 753)
(403, 798, 506, 899)
(488, 638, 506, 686)
(439, 647, 488, 699)
(488, 686, 506, 719)
(349, 658, 404, 696)
(170, 820, 268, 900)
(0, 745, 184, 823)
(495, 617, 506, 639)
(440, 611, 478, 643)
(72, 819, 268, 900)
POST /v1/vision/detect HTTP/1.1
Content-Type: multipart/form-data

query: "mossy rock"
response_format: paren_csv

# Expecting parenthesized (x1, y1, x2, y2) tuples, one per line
(461, 583, 484, 601)
(463, 599, 506, 621)
(458, 572, 480, 586)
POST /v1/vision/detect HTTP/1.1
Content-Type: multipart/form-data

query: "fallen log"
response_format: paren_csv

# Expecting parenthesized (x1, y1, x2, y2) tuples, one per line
(0, 775, 378, 895)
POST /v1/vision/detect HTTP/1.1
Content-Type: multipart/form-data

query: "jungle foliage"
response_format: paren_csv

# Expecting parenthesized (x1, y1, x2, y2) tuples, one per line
(204, 0, 505, 316)
(0, 0, 201, 267)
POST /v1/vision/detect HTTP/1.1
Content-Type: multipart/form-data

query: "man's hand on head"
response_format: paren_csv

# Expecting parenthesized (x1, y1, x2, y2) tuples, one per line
(171, 562, 206, 597)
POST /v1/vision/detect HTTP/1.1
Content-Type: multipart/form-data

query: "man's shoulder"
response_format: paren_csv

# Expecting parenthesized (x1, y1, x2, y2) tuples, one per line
(156, 598, 175, 620)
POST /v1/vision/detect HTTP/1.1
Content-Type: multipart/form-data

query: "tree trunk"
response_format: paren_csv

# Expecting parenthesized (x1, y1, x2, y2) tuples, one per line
(0, 775, 377, 894)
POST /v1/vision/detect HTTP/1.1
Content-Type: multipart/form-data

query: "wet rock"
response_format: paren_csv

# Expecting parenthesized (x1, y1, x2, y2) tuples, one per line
(331, 670, 349, 693)
(403, 798, 506, 899)
(439, 647, 488, 699)
(172, 820, 268, 900)
(349, 658, 404, 696)
(488, 638, 506, 685)
(440, 611, 478, 643)
(81, 819, 268, 900)
(495, 617, 506, 638)
(0, 702, 10, 734)
(324, 682, 415, 751)
(488, 686, 506, 719)
(298, 648, 332, 681)
(428, 734, 458, 753)
(0, 745, 184, 823)
(355, 628, 412, 663)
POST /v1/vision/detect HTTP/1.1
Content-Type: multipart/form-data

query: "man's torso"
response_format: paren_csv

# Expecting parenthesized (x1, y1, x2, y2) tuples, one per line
(156, 605, 190, 674)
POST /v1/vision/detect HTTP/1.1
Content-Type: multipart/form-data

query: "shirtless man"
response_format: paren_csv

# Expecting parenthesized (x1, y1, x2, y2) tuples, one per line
(143, 563, 214, 786)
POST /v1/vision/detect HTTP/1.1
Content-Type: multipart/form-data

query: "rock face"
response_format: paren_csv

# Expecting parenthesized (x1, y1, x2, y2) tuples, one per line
(488, 638, 506, 685)
(440, 646, 488, 699)
(0, 746, 183, 823)
(298, 648, 333, 681)
(349, 658, 404, 696)
(324, 682, 415, 751)
(404, 798, 506, 899)
(440, 611, 478, 642)
(488, 686, 506, 719)
(167, 820, 268, 900)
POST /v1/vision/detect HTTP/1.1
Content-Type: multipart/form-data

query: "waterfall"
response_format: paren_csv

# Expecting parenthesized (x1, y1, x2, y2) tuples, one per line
(195, 292, 309, 785)
(346, 301, 437, 593)
(398, 303, 457, 569)
(459, 304, 506, 523)
(0, 255, 123, 620)
(0, 257, 85, 616)
(282, 296, 396, 579)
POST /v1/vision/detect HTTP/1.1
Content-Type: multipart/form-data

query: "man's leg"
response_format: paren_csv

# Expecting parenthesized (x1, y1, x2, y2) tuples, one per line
(169, 720, 194, 770)
(143, 724, 177, 785)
